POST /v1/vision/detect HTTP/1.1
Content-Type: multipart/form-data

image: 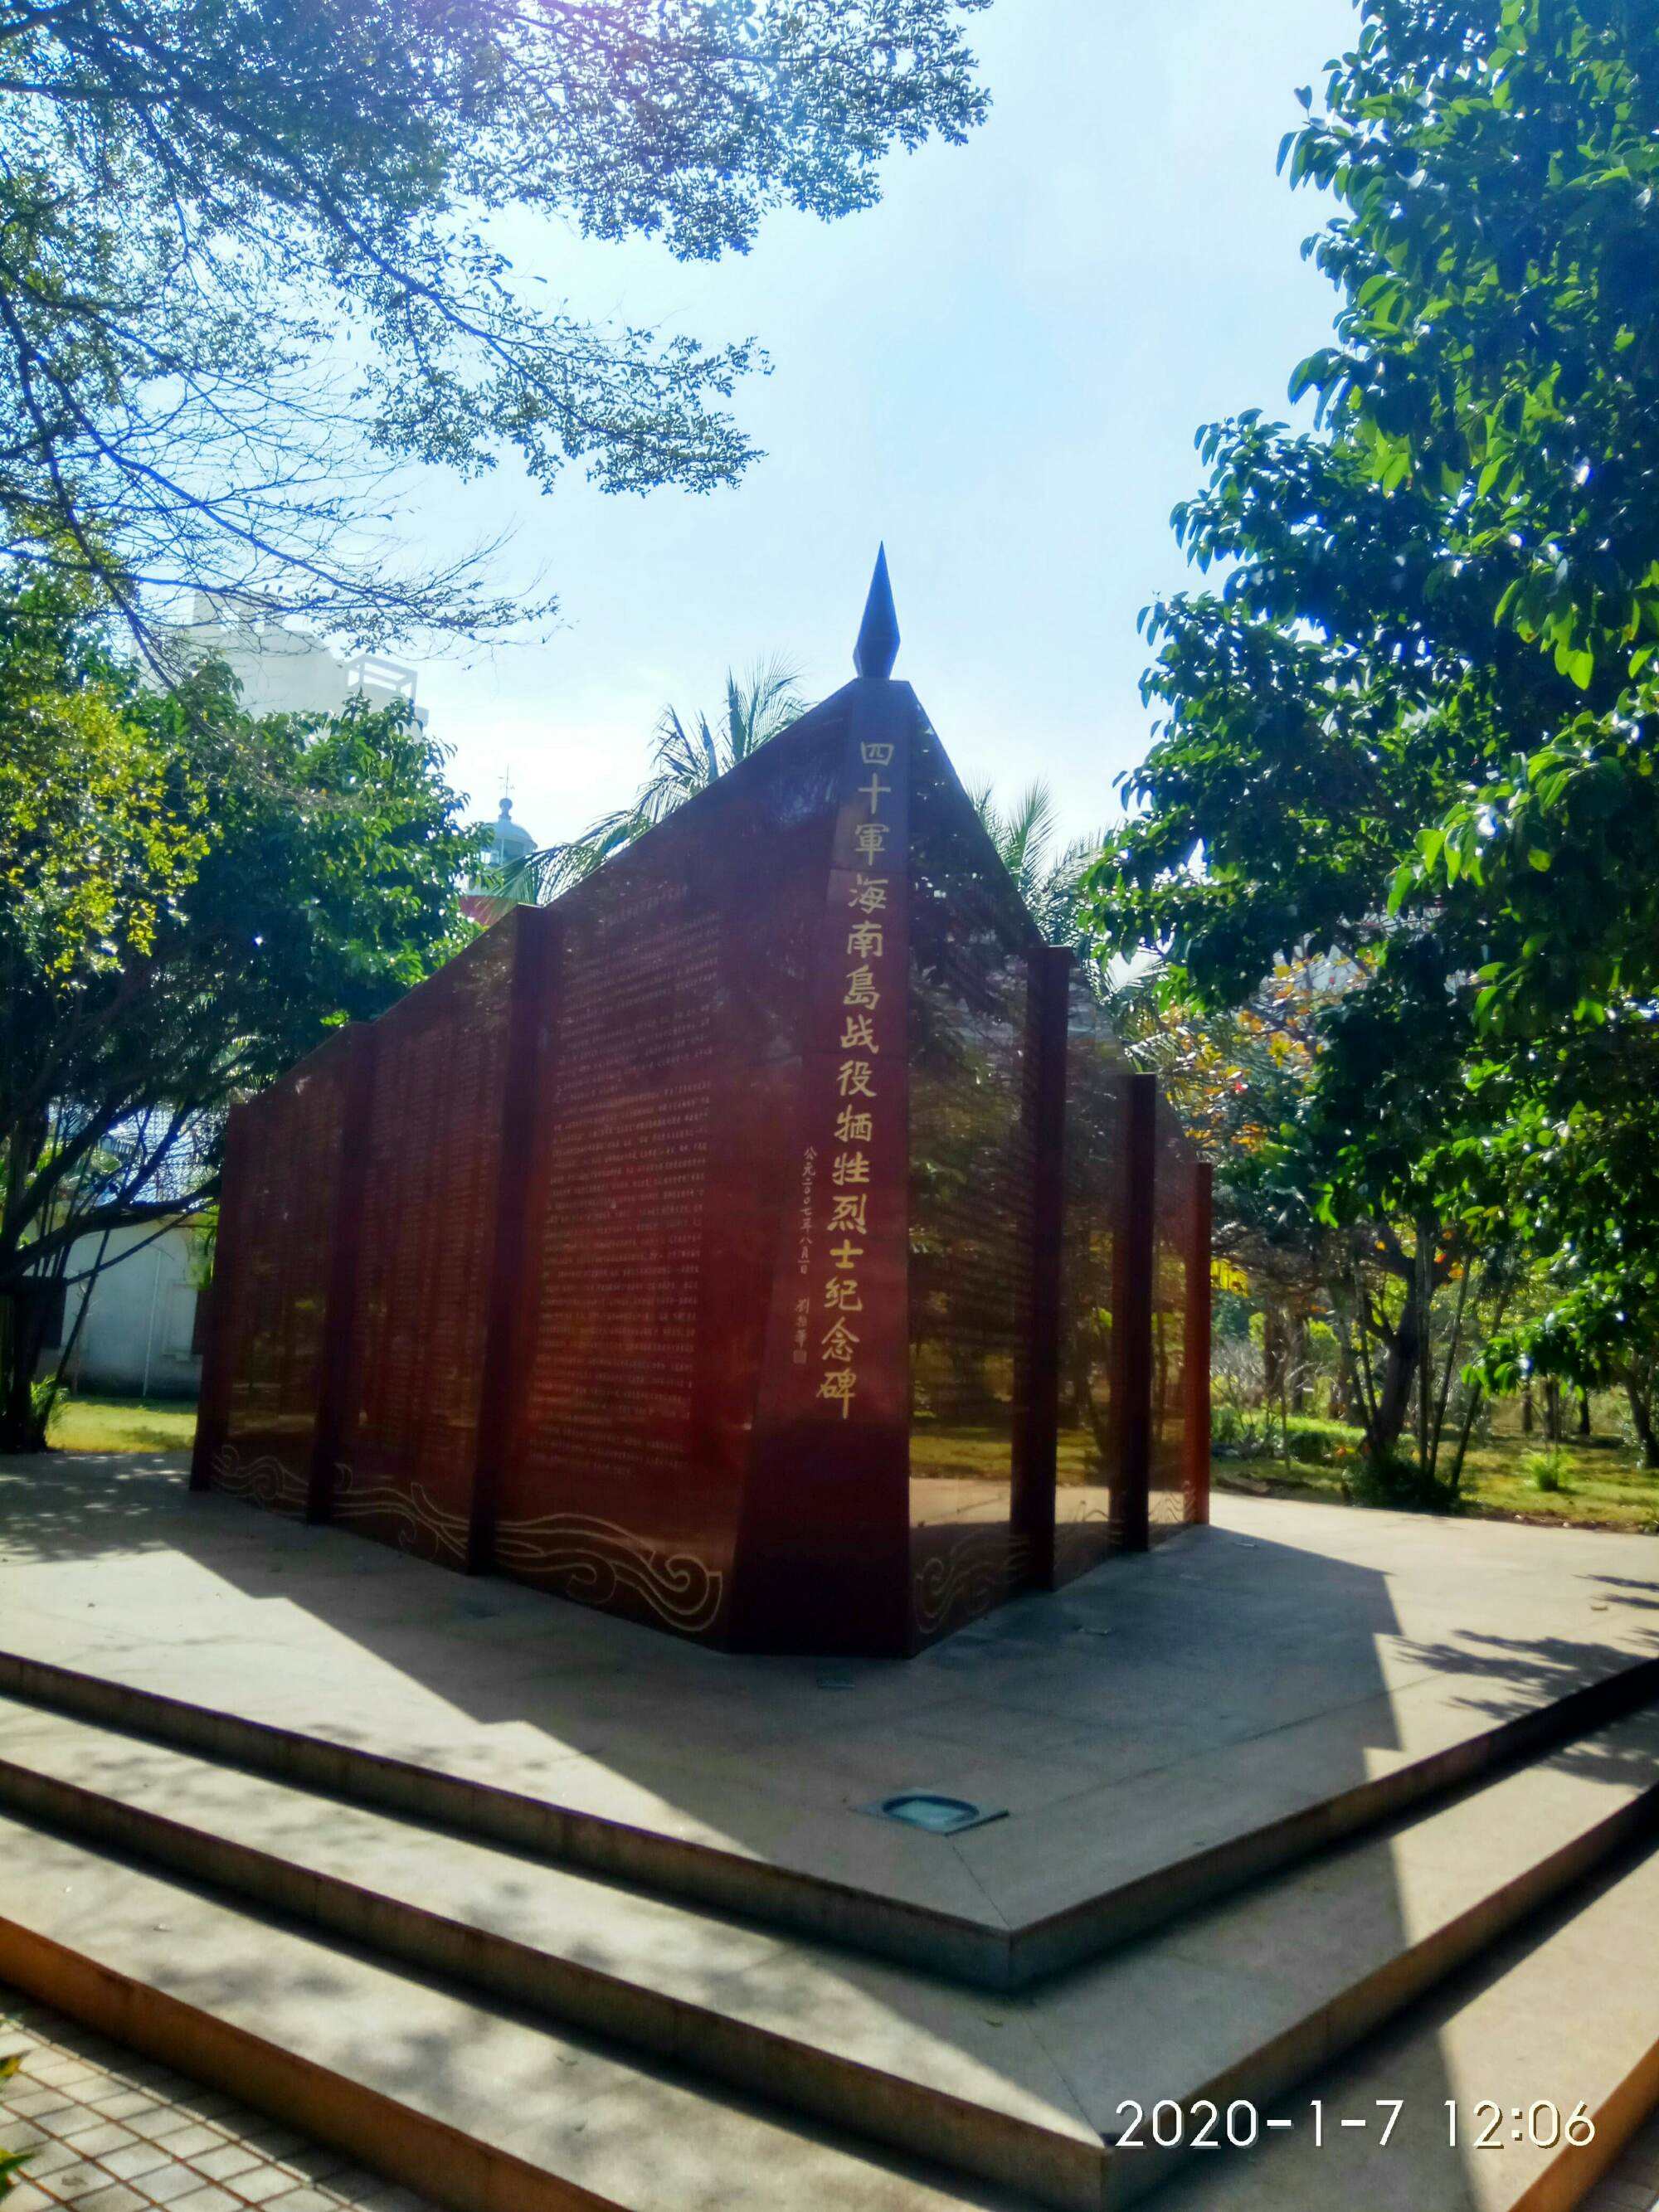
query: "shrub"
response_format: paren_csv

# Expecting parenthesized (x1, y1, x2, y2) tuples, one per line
(1520, 1448, 1574, 1495)
(1, 2049, 28, 2198)
(1212, 1403, 1282, 1458)
(1283, 1414, 1363, 1466)
(1212, 1406, 1365, 1466)
(1354, 1452, 1457, 1514)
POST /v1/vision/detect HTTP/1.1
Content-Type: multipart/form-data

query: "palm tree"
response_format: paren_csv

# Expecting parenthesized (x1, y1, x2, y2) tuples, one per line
(630, 655, 807, 825)
(523, 657, 806, 900)
(971, 780, 1106, 960)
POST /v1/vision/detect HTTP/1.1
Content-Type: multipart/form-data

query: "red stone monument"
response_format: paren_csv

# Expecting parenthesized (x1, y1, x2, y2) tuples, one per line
(193, 557, 1212, 1653)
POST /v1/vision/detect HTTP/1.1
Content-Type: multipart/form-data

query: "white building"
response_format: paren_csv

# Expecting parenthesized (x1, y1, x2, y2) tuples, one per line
(164, 593, 429, 726)
(42, 1221, 207, 1400)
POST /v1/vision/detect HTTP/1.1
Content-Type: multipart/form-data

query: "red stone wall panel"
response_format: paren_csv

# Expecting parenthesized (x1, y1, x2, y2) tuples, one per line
(1051, 972, 1132, 1587)
(334, 921, 516, 1563)
(494, 700, 850, 1641)
(203, 1029, 353, 1516)
(736, 683, 916, 1654)
(1151, 1092, 1200, 1539)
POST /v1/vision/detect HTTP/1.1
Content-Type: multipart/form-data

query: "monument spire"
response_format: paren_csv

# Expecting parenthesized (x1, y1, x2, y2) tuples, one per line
(853, 544, 900, 680)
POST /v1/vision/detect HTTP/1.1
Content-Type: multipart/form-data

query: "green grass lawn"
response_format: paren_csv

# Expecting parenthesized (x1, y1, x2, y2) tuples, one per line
(46, 1394, 198, 1455)
(27, 1393, 1659, 1534)
(921, 1410, 1659, 1532)
(1218, 1432, 1659, 1534)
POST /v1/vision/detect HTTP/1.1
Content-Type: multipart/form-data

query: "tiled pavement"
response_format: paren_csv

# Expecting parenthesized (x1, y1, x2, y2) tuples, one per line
(3, 1974, 1657, 2212)
(0, 1990, 440, 2212)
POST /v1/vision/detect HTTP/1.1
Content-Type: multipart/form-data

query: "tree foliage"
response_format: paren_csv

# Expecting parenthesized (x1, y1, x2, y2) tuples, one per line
(0, 0, 990, 644)
(0, 561, 478, 1447)
(1282, 0, 1659, 1029)
(1460, 1020, 1659, 1463)
(2, 564, 205, 983)
(1086, 0, 1659, 1476)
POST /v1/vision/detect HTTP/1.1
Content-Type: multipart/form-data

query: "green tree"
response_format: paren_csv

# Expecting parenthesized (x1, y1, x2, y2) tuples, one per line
(1084, 0, 1659, 1473)
(1095, 955, 1476, 1475)
(1083, 440, 1493, 1461)
(0, 563, 478, 1450)
(1283, 0, 1659, 1032)
(1463, 1023, 1659, 1467)
(1277, 0, 1659, 1441)
(0, 0, 988, 645)
(619, 656, 810, 831)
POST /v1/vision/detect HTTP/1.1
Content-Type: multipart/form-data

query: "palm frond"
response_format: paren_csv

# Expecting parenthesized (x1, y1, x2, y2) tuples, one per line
(999, 781, 1058, 888)
(536, 655, 811, 902)
(519, 815, 642, 900)
(971, 780, 1113, 969)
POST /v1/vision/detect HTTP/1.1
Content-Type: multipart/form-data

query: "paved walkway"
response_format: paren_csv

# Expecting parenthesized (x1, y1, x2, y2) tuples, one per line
(0, 1989, 439, 2212)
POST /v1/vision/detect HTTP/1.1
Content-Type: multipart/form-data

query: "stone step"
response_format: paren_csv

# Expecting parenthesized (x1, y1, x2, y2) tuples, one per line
(2, 1691, 1657, 2210)
(0, 1642, 1014, 1987)
(1025, 1701, 1659, 2208)
(0, 1807, 1017, 2212)
(1138, 1831, 1659, 2212)
(6, 1639, 1659, 1993)
(0, 1694, 1102, 2210)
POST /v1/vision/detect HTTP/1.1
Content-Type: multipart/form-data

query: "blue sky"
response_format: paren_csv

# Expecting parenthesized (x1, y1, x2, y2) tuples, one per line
(410, 0, 1359, 852)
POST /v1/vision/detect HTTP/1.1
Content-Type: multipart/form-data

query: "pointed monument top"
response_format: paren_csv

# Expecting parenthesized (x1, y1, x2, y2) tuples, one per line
(854, 544, 900, 680)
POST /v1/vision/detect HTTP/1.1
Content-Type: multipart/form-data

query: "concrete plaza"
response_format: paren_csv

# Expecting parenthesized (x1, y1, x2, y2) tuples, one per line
(1, 1451, 1656, 2212)
(1, 1450, 1655, 1960)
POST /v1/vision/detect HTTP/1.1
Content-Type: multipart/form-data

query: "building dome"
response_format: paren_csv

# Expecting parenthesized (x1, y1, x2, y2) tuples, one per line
(462, 796, 538, 922)
(485, 798, 536, 871)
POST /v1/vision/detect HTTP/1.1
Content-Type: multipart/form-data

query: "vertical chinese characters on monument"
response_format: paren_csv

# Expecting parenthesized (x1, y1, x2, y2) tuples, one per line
(732, 694, 912, 1656)
(815, 739, 898, 1427)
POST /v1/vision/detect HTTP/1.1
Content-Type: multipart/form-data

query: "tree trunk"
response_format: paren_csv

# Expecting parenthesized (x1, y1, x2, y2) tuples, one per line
(1262, 1303, 1287, 1405)
(0, 1289, 51, 1455)
(1625, 1376, 1659, 1471)
(1577, 1389, 1592, 1439)
(1288, 1312, 1310, 1414)
(1446, 1382, 1486, 1500)
(1366, 1300, 1423, 1460)
(1521, 1382, 1534, 1435)
(1544, 1378, 1562, 1444)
